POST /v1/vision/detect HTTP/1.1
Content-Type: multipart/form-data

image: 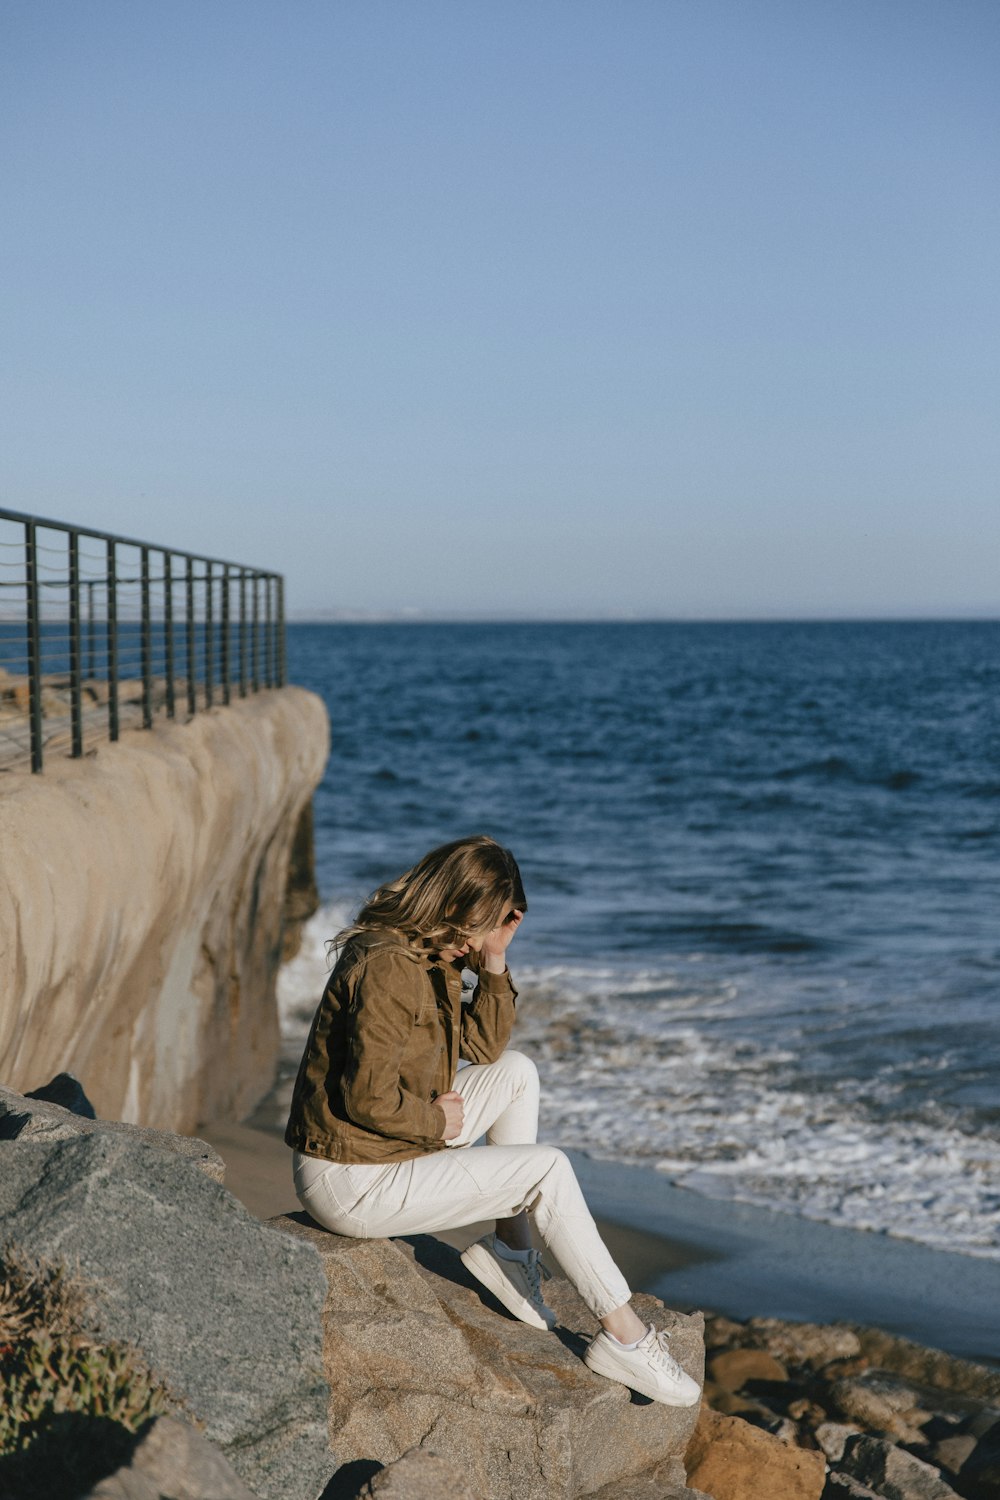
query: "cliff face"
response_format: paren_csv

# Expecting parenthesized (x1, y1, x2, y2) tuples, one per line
(0, 687, 329, 1131)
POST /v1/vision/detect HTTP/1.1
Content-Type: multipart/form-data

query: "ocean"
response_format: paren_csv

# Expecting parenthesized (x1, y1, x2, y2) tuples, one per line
(275, 620, 1000, 1263)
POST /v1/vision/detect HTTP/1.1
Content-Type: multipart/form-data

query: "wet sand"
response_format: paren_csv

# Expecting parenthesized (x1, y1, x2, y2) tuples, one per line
(199, 1118, 1000, 1367)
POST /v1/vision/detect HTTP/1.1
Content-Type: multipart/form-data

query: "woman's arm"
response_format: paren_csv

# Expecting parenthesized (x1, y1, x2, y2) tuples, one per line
(461, 912, 522, 1064)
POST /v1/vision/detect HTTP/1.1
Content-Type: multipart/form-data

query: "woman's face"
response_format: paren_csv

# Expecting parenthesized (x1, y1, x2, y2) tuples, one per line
(437, 938, 472, 964)
(437, 908, 519, 963)
(437, 919, 499, 963)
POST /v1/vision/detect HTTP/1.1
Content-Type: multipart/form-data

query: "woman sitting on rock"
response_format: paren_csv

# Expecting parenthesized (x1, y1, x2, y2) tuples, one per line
(285, 834, 699, 1407)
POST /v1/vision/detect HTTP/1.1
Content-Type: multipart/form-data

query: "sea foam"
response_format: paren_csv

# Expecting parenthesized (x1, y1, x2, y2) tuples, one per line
(278, 905, 1000, 1262)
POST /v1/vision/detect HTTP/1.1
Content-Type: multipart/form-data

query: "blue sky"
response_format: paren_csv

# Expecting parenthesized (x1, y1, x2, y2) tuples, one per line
(2, 1, 998, 618)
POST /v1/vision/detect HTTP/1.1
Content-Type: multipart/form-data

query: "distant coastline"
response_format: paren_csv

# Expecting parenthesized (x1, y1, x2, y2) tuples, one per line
(286, 610, 1000, 624)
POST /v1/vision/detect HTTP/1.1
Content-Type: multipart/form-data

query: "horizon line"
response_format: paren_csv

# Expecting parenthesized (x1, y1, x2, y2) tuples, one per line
(287, 610, 1000, 625)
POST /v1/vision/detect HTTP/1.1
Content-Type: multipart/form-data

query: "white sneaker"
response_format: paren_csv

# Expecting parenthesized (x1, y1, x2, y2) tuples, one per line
(460, 1233, 556, 1330)
(584, 1323, 701, 1406)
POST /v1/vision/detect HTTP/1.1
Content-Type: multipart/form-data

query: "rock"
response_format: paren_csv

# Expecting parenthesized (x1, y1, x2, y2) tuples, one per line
(822, 1356, 871, 1381)
(787, 1399, 813, 1419)
(815, 1422, 861, 1463)
(704, 1315, 747, 1349)
(0, 1081, 225, 1182)
(761, 1415, 805, 1445)
(931, 1432, 976, 1475)
(829, 1373, 933, 1442)
(788, 1399, 828, 1426)
(683, 1404, 826, 1500)
(275, 1214, 704, 1500)
(80, 1416, 261, 1499)
(823, 1476, 880, 1498)
(957, 1414, 1000, 1500)
(0, 1135, 332, 1500)
(352, 1447, 480, 1499)
(711, 1389, 778, 1420)
(838, 1433, 962, 1499)
(850, 1328, 1000, 1406)
(967, 1407, 1000, 1439)
(709, 1348, 789, 1391)
(744, 1319, 862, 1371)
(25, 1070, 97, 1117)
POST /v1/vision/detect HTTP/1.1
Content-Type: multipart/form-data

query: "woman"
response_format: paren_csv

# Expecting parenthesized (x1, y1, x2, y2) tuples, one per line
(285, 835, 699, 1406)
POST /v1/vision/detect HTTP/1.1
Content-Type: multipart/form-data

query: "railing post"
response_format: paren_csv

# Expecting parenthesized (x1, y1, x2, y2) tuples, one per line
(69, 530, 83, 757)
(221, 564, 231, 706)
(251, 572, 260, 693)
(264, 574, 274, 688)
(185, 556, 196, 717)
(239, 568, 248, 698)
(204, 559, 214, 708)
(277, 575, 286, 687)
(25, 521, 44, 772)
(86, 578, 96, 678)
(106, 538, 119, 742)
(164, 552, 175, 719)
(140, 545, 153, 729)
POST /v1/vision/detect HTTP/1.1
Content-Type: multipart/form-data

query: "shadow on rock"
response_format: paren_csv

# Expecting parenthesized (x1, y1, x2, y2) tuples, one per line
(318, 1457, 384, 1500)
(0, 1412, 139, 1500)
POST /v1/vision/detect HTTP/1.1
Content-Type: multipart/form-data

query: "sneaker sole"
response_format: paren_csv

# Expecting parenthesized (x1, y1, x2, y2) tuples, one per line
(583, 1344, 701, 1406)
(460, 1243, 554, 1330)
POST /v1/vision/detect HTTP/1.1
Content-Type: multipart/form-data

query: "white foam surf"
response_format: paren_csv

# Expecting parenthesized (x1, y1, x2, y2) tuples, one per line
(277, 906, 1000, 1261)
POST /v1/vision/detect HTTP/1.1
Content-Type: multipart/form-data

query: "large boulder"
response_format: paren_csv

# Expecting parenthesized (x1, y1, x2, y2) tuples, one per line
(25, 1070, 97, 1116)
(739, 1318, 861, 1371)
(274, 1214, 705, 1500)
(849, 1327, 1000, 1405)
(0, 1078, 225, 1181)
(837, 1433, 962, 1499)
(828, 1371, 935, 1444)
(0, 1135, 332, 1500)
(683, 1404, 826, 1500)
(708, 1347, 789, 1391)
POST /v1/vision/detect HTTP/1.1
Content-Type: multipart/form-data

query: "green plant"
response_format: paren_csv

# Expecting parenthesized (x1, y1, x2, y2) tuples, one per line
(0, 1245, 181, 1499)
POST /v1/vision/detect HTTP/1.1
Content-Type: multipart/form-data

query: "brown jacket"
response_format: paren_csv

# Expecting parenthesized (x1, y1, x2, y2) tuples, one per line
(284, 929, 518, 1163)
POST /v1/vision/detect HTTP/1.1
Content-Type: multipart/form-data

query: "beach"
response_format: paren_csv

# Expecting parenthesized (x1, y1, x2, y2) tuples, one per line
(199, 1115, 1000, 1369)
(196, 617, 1000, 1389)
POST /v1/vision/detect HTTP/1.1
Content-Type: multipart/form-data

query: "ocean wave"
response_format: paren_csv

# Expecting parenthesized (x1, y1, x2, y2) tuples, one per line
(276, 900, 353, 1028)
(276, 908, 1000, 1262)
(511, 965, 1000, 1262)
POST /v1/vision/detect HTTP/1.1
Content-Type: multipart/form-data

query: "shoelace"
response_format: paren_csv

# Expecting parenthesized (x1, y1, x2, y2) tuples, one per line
(645, 1326, 684, 1380)
(522, 1249, 552, 1307)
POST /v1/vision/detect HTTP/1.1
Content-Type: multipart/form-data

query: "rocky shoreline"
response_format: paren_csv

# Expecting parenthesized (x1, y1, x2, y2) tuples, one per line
(698, 1313, 999, 1499)
(1, 1077, 998, 1500)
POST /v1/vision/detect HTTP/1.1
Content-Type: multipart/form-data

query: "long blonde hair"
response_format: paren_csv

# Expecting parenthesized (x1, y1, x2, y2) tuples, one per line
(333, 835, 527, 958)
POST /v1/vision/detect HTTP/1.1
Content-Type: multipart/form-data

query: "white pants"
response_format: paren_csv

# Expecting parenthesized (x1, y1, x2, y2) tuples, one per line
(293, 1049, 632, 1319)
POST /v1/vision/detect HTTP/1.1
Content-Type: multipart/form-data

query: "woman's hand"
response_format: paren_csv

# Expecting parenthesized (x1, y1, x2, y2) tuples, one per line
(476, 909, 523, 974)
(436, 1090, 465, 1141)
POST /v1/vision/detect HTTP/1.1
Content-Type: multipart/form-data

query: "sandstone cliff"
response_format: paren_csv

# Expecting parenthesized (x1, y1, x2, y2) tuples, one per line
(0, 687, 329, 1130)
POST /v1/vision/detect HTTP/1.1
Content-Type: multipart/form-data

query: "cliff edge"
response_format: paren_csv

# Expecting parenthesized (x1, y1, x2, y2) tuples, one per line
(0, 687, 329, 1131)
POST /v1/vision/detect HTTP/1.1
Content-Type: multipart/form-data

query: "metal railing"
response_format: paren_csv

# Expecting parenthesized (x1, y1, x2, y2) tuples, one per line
(0, 507, 285, 773)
